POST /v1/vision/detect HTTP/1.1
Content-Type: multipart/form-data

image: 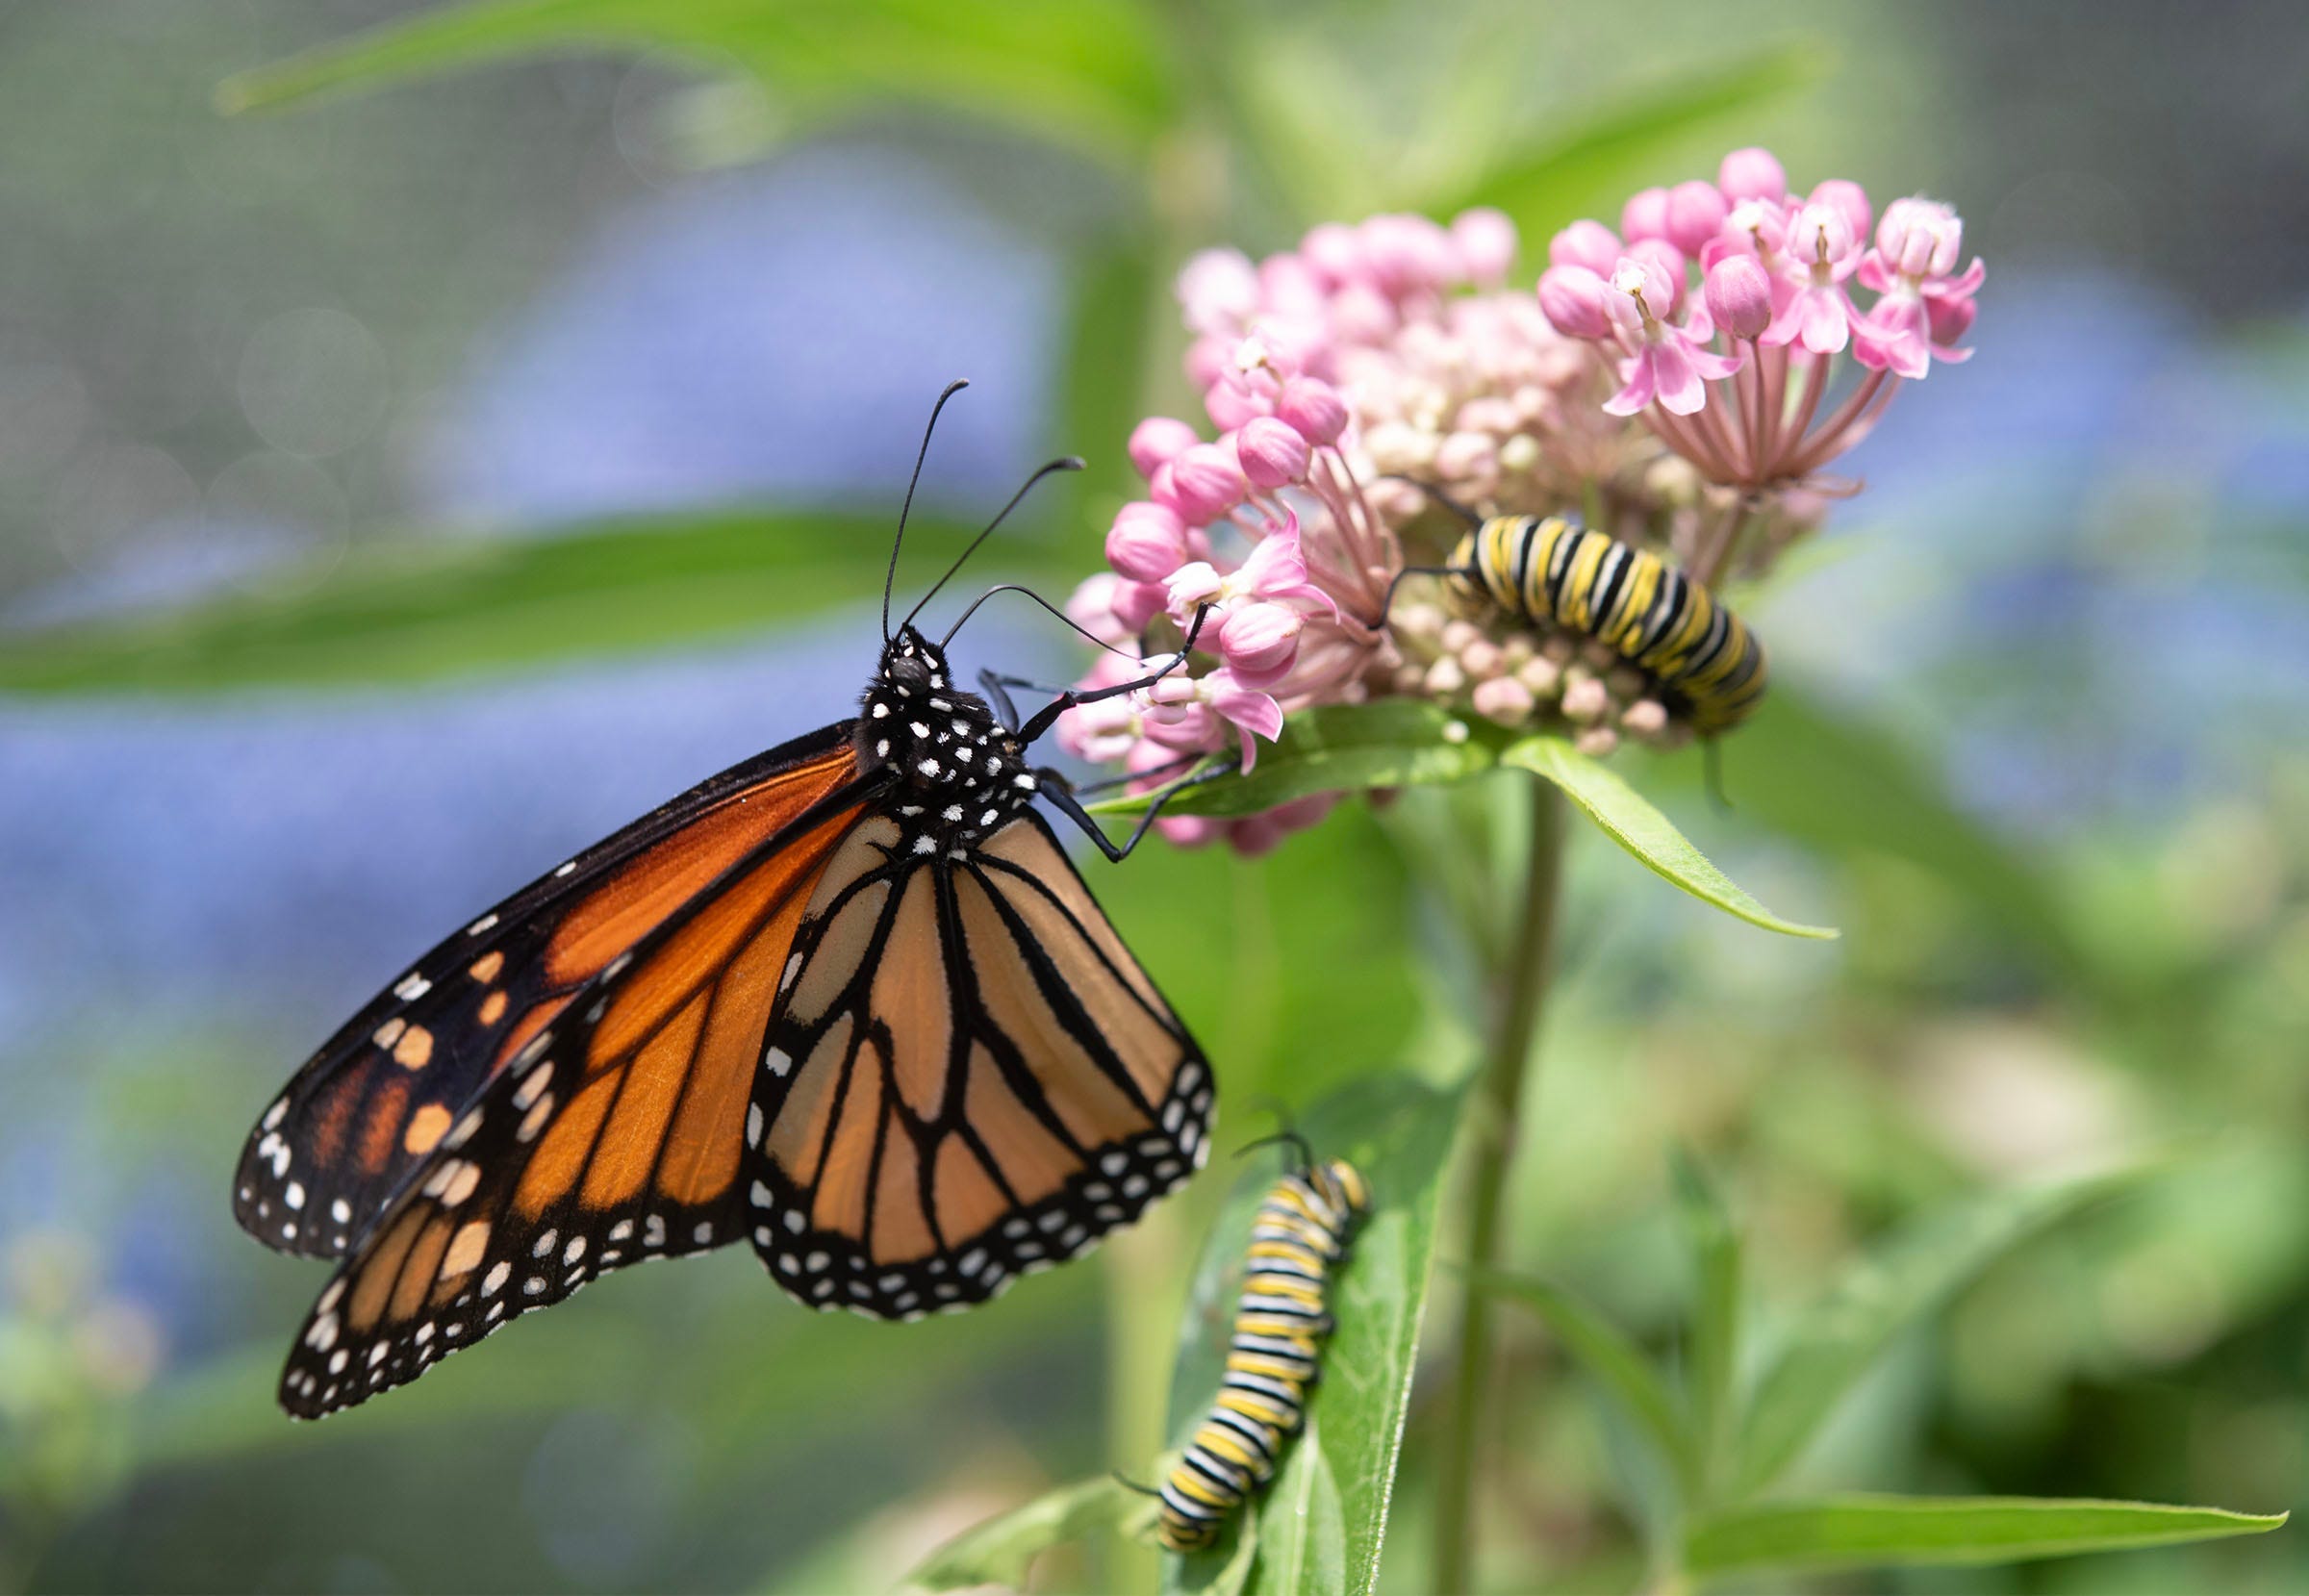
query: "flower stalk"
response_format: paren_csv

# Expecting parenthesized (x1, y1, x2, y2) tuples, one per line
(1433, 778, 1567, 1594)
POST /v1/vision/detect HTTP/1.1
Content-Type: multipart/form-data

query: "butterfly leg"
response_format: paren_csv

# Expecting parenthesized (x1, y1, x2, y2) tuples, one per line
(1034, 759, 1234, 864)
(1012, 605, 1211, 747)
(978, 669, 1025, 732)
(976, 667, 1101, 733)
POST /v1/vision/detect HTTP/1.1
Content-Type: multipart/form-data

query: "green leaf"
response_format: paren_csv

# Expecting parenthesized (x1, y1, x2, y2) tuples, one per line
(1440, 41, 1829, 235)
(1160, 1075, 1462, 1596)
(1090, 703, 1833, 939)
(1701, 688, 2095, 979)
(216, 0, 1180, 173)
(1733, 1160, 2173, 1497)
(0, 509, 1066, 695)
(901, 1472, 1152, 1592)
(1683, 1495, 2285, 1580)
(1465, 1267, 1694, 1495)
(1501, 737, 1837, 939)
(1670, 1151, 1742, 1489)
(1086, 700, 1507, 822)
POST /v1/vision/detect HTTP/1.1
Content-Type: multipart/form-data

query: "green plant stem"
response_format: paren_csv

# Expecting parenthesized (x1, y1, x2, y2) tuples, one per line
(1433, 777, 1569, 1593)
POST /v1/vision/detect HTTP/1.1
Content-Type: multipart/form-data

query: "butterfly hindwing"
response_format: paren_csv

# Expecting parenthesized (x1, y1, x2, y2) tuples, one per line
(236, 725, 860, 1259)
(276, 776, 873, 1417)
(741, 809, 1214, 1318)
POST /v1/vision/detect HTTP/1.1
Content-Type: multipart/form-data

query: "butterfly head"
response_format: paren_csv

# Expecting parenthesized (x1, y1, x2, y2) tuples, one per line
(860, 626, 1033, 826)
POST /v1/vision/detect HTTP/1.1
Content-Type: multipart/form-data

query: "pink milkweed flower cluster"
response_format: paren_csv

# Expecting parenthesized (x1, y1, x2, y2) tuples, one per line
(1059, 151, 1982, 854)
(1537, 149, 1983, 508)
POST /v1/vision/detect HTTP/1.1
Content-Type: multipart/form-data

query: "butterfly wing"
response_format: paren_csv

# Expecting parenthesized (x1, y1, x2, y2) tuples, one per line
(742, 809, 1213, 1318)
(276, 773, 876, 1417)
(236, 723, 861, 1258)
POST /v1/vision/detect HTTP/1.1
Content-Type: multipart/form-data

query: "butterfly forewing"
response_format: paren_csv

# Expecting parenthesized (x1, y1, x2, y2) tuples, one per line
(741, 809, 1214, 1319)
(277, 778, 873, 1417)
(236, 726, 861, 1258)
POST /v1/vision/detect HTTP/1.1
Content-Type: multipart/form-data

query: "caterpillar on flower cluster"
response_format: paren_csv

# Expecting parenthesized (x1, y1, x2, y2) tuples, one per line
(1447, 513, 1768, 734)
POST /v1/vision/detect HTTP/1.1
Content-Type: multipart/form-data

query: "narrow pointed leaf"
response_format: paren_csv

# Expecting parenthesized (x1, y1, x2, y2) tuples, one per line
(1734, 1160, 2174, 1496)
(1160, 1076, 1461, 1596)
(1503, 736, 1837, 939)
(0, 510, 1053, 695)
(1440, 42, 1830, 231)
(1466, 1267, 1694, 1493)
(216, 0, 1179, 169)
(902, 1473, 1154, 1592)
(1670, 1150, 1742, 1486)
(1684, 1495, 2285, 1580)
(1086, 700, 1509, 822)
(1691, 689, 2099, 984)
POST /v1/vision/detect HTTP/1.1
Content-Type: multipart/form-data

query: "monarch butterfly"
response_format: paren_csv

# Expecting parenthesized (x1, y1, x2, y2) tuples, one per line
(1443, 512, 1767, 734)
(1152, 1145, 1370, 1554)
(234, 383, 1221, 1419)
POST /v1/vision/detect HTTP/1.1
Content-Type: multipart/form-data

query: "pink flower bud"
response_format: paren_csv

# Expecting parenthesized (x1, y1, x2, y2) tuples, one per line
(1303, 222, 1364, 288)
(1184, 335, 1231, 390)
(1537, 264, 1612, 339)
(1157, 813, 1222, 848)
(1717, 146, 1787, 203)
(1665, 180, 1731, 256)
(1128, 417, 1201, 478)
(1451, 207, 1518, 285)
(1111, 578, 1168, 635)
(1276, 376, 1348, 445)
(1703, 253, 1773, 340)
(1360, 213, 1456, 296)
(1624, 239, 1687, 316)
(1434, 429, 1497, 483)
(1548, 219, 1622, 276)
(1257, 252, 1326, 317)
(1809, 180, 1872, 249)
(1104, 502, 1189, 581)
(1177, 247, 1259, 335)
(1621, 187, 1671, 242)
(1329, 281, 1398, 343)
(1159, 443, 1245, 524)
(1235, 416, 1311, 489)
(1218, 601, 1304, 688)
(1205, 376, 1268, 431)
(1877, 195, 1964, 279)
(1471, 675, 1535, 725)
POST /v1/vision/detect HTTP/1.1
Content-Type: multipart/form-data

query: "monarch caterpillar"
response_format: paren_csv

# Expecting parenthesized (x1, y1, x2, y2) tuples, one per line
(1446, 514, 1767, 734)
(1154, 1149, 1372, 1553)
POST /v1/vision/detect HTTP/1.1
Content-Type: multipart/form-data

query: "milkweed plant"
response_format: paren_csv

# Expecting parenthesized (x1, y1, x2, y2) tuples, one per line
(916, 148, 2284, 1595)
(5, 3, 2281, 1576)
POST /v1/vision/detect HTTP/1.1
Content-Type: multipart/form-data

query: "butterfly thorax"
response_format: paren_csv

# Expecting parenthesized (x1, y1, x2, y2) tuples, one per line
(857, 627, 1036, 849)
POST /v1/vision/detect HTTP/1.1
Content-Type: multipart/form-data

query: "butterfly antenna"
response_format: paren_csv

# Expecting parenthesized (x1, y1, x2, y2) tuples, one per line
(900, 456, 1081, 638)
(884, 378, 972, 645)
(942, 581, 1139, 660)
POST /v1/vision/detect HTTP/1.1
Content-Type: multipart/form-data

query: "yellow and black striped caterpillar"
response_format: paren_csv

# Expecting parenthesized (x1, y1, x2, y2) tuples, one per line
(1448, 514, 1768, 734)
(1154, 1153, 1372, 1554)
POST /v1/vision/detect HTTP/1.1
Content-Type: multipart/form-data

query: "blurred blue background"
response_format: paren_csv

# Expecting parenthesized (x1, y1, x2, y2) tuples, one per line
(2, 1, 2306, 1590)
